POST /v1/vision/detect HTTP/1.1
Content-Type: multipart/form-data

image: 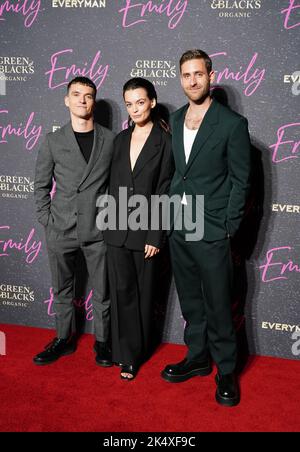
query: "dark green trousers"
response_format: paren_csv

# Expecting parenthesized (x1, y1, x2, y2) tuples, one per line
(169, 230, 237, 375)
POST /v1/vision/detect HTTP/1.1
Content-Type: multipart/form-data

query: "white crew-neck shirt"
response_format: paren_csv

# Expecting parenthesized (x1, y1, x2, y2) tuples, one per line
(184, 123, 198, 163)
(182, 124, 199, 205)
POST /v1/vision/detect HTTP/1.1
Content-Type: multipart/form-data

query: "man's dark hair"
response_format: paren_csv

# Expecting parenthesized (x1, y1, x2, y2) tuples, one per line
(67, 77, 97, 98)
(180, 49, 212, 74)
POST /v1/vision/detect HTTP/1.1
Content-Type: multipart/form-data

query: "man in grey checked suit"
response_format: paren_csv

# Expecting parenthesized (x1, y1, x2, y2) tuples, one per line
(33, 77, 114, 366)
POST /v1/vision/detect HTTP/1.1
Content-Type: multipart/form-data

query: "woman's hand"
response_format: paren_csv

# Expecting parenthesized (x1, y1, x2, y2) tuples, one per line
(144, 244, 160, 259)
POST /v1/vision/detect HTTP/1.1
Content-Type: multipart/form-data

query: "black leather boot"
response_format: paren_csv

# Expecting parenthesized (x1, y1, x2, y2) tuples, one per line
(33, 337, 76, 365)
(161, 358, 212, 383)
(215, 373, 240, 407)
(94, 341, 113, 367)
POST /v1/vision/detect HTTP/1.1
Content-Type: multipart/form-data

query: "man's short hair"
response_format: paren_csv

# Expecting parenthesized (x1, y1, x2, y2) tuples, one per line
(67, 77, 97, 98)
(180, 49, 212, 74)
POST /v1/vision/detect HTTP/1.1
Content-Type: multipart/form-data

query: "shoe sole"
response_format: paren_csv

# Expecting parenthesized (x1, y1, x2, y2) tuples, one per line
(95, 360, 113, 367)
(161, 366, 212, 383)
(93, 345, 113, 367)
(215, 392, 240, 407)
(32, 348, 76, 366)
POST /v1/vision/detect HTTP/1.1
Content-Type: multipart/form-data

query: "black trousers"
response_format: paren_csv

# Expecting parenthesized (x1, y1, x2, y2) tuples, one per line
(169, 230, 237, 375)
(107, 244, 159, 367)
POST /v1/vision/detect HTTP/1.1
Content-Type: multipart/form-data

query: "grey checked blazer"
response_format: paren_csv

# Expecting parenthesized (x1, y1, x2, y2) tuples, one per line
(34, 121, 114, 242)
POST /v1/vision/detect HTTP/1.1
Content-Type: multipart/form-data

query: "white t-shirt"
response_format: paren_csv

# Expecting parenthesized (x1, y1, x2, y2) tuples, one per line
(182, 124, 199, 205)
(184, 123, 198, 163)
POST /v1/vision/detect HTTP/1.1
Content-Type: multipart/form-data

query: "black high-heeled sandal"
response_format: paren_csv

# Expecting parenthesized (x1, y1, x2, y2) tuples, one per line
(120, 364, 138, 380)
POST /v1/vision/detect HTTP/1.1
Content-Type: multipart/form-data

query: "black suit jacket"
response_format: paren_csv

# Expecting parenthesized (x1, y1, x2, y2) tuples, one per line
(170, 99, 252, 240)
(103, 122, 174, 251)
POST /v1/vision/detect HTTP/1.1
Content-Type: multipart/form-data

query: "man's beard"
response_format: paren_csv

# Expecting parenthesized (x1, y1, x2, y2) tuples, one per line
(185, 84, 210, 104)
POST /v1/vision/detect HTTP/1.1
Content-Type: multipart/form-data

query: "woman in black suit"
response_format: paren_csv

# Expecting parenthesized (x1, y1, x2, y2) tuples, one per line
(103, 78, 174, 380)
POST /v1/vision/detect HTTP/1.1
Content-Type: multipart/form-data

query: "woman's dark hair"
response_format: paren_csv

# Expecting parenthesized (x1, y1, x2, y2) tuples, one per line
(123, 77, 169, 132)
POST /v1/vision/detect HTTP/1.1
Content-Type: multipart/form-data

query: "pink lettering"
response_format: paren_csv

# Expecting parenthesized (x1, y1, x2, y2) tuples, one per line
(44, 288, 55, 317)
(0, 110, 42, 151)
(44, 288, 94, 321)
(122, 119, 129, 130)
(281, 0, 300, 30)
(50, 179, 56, 199)
(269, 123, 300, 163)
(0, 225, 42, 264)
(210, 52, 265, 96)
(0, 0, 41, 28)
(118, 0, 188, 29)
(74, 290, 94, 321)
(0, 331, 6, 356)
(45, 49, 109, 90)
(259, 246, 300, 283)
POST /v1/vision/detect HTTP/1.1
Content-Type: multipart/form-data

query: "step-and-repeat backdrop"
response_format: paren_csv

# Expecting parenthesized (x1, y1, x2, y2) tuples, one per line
(0, 0, 299, 360)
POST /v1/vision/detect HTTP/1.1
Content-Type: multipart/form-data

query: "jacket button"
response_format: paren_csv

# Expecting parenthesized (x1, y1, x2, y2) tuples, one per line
(183, 176, 187, 181)
(77, 189, 80, 193)
(129, 187, 133, 191)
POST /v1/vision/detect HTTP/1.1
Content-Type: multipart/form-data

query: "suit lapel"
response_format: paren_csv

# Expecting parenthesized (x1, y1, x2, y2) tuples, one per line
(172, 104, 188, 172)
(63, 121, 87, 166)
(119, 126, 133, 180)
(78, 123, 104, 188)
(185, 99, 220, 172)
(132, 122, 161, 179)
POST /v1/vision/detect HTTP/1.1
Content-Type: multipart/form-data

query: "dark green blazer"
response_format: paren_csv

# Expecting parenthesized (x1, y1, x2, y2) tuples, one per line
(169, 99, 251, 241)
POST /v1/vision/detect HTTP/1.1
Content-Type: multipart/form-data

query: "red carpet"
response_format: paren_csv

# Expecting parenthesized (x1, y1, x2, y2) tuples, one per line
(0, 324, 299, 432)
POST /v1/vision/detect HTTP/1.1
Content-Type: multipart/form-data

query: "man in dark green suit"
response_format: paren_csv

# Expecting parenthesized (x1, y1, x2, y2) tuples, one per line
(161, 50, 251, 407)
